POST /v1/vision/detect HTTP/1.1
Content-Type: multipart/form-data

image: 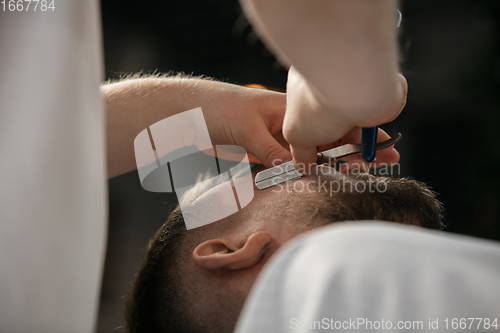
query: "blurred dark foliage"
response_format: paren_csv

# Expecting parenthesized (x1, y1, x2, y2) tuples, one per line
(98, 0, 500, 331)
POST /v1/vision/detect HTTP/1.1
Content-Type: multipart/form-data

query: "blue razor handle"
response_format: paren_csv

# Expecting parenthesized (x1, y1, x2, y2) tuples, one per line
(361, 127, 378, 162)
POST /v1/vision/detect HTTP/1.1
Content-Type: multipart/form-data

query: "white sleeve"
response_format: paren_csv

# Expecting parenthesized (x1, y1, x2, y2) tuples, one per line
(235, 222, 500, 333)
(0, 1, 106, 332)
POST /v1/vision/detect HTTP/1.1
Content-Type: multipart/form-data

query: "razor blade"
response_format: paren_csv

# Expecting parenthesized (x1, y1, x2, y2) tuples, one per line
(255, 133, 402, 190)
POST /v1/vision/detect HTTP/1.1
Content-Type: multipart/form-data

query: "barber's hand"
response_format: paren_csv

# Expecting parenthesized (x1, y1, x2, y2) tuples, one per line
(201, 83, 292, 167)
(104, 78, 291, 177)
(283, 67, 408, 174)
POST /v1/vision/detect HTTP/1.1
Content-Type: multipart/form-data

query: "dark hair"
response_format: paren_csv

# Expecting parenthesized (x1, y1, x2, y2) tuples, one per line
(124, 208, 187, 332)
(306, 173, 444, 230)
(124, 175, 444, 332)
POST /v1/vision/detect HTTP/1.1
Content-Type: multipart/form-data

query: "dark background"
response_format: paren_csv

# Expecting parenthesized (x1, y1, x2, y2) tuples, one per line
(97, 0, 500, 331)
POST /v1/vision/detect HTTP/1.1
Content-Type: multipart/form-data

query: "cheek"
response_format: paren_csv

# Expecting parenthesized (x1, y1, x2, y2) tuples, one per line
(273, 226, 308, 247)
(224, 261, 264, 296)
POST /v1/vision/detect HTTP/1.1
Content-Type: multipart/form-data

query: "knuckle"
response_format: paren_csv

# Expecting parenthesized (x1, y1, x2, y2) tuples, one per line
(260, 145, 281, 164)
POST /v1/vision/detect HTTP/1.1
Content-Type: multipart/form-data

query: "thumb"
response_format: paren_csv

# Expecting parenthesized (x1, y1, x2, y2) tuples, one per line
(245, 127, 292, 168)
(289, 143, 318, 174)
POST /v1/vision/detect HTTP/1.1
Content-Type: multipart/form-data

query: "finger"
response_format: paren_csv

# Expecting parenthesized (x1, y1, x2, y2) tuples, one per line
(373, 147, 400, 165)
(257, 90, 287, 135)
(399, 74, 408, 111)
(342, 127, 390, 143)
(273, 132, 291, 152)
(246, 126, 292, 168)
(246, 153, 261, 165)
(386, 74, 408, 123)
(242, 127, 288, 165)
(371, 128, 400, 165)
(289, 144, 318, 174)
(317, 141, 339, 152)
(339, 128, 399, 165)
(339, 147, 400, 174)
(339, 127, 362, 144)
(341, 147, 399, 166)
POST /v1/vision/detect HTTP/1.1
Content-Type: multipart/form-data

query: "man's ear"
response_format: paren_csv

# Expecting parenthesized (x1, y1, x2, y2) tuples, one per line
(192, 231, 273, 270)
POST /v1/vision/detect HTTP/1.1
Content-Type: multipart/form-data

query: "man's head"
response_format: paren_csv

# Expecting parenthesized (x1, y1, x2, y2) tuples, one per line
(124, 166, 444, 333)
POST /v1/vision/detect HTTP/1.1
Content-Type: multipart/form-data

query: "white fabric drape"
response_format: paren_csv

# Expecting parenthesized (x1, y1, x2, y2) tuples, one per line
(235, 222, 500, 333)
(0, 1, 107, 332)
